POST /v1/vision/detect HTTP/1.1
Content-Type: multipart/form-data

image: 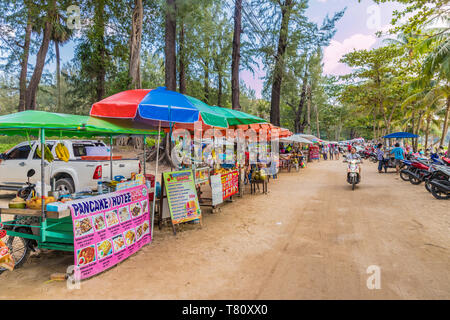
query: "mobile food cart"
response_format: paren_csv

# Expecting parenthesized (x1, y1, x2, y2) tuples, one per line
(382, 132, 419, 172)
(0, 111, 160, 276)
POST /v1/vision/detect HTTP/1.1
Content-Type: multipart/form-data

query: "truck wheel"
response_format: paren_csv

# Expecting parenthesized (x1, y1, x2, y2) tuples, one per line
(55, 178, 75, 195)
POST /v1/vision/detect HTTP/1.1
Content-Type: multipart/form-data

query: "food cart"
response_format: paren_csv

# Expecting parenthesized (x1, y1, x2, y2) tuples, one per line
(382, 132, 419, 172)
(0, 111, 160, 274)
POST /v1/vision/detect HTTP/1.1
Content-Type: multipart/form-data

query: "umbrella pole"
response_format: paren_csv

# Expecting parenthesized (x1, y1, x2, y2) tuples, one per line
(143, 135, 146, 175)
(110, 135, 113, 181)
(41, 128, 46, 221)
(151, 121, 161, 243)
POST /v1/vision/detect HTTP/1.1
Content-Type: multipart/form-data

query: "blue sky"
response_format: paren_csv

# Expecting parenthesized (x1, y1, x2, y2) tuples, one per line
(241, 0, 405, 97)
(50, 0, 404, 99)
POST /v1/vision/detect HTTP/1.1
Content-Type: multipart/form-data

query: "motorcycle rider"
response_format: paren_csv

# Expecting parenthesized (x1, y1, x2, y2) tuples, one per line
(346, 146, 362, 175)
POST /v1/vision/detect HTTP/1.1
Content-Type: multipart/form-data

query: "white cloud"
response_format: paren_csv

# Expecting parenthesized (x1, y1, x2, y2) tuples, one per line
(323, 33, 377, 76)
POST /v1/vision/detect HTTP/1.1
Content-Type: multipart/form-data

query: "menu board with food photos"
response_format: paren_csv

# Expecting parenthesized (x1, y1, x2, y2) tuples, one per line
(69, 183, 151, 280)
(163, 170, 202, 225)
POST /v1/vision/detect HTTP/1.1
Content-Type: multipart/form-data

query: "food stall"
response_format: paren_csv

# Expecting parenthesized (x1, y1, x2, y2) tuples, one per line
(0, 111, 161, 277)
(278, 135, 312, 171)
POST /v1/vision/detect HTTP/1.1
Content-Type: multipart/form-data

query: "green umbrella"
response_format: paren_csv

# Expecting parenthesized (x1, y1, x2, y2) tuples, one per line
(0, 110, 162, 137)
(209, 106, 267, 126)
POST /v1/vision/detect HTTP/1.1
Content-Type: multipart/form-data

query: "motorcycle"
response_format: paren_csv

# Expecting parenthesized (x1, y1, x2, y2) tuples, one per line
(399, 159, 413, 181)
(344, 158, 361, 190)
(17, 169, 37, 200)
(425, 165, 450, 200)
(402, 159, 432, 185)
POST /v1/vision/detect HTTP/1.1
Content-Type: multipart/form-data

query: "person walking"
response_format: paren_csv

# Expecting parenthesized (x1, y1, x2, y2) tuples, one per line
(322, 144, 328, 160)
(376, 143, 384, 173)
(335, 145, 340, 160)
(329, 144, 334, 160)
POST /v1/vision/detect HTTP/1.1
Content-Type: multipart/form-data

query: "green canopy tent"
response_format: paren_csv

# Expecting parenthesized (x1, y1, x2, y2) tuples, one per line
(0, 110, 162, 219)
(0, 110, 163, 137)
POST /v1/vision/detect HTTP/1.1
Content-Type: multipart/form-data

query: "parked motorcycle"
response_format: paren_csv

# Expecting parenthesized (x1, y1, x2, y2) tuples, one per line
(402, 159, 432, 185)
(17, 169, 36, 200)
(426, 165, 450, 200)
(399, 159, 413, 181)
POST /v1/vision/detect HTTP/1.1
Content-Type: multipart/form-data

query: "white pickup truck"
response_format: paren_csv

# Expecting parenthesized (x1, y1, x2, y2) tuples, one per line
(0, 140, 141, 194)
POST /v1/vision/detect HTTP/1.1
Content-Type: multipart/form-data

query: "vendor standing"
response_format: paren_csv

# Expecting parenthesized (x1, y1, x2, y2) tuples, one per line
(390, 143, 405, 174)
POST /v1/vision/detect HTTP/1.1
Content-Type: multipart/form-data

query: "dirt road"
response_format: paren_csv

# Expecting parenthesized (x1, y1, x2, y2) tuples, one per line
(1, 160, 449, 299)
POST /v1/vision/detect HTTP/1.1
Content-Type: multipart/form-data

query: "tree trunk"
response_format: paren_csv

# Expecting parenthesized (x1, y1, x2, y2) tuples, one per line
(18, 9, 32, 112)
(439, 96, 450, 147)
(294, 75, 307, 133)
(25, 17, 53, 110)
(204, 67, 209, 104)
(178, 22, 186, 94)
(424, 113, 431, 152)
(414, 111, 423, 152)
(373, 108, 377, 140)
(315, 103, 320, 138)
(129, 0, 143, 89)
(231, 0, 242, 110)
(269, 0, 293, 126)
(164, 0, 177, 91)
(217, 72, 223, 107)
(306, 84, 311, 134)
(55, 41, 61, 111)
(94, 0, 106, 101)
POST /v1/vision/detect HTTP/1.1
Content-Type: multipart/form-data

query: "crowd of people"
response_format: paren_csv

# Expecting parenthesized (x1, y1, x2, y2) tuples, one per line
(319, 143, 341, 160)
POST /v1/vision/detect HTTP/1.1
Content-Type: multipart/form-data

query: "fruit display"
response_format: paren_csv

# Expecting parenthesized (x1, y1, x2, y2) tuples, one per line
(35, 144, 54, 162)
(26, 196, 56, 209)
(8, 197, 26, 209)
(55, 143, 70, 162)
(214, 167, 235, 175)
(251, 169, 267, 181)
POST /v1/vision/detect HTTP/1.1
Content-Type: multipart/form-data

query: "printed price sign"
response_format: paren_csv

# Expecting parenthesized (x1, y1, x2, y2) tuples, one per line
(69, 184, 151, 280)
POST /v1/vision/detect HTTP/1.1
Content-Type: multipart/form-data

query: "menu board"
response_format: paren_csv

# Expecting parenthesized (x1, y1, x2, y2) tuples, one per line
(163, 170, 201, 225)
(210, 174, 223, 206)
(69, 184, 151, 280)
(222, 171, 239, 200)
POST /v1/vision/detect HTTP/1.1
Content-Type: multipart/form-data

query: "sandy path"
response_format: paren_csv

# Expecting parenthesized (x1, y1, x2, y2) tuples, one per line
(0, 160, 448, 299)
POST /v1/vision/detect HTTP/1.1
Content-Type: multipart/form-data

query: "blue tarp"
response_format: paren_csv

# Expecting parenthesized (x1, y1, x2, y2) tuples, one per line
(383, 132, 419, 139)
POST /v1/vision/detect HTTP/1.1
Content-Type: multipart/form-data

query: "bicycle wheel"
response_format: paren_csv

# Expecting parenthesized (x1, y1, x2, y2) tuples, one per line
(0, 228, 31, 274)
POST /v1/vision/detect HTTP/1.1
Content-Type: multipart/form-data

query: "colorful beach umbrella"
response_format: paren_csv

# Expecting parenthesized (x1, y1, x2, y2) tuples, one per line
(209, 106, 266, 126)
(90, 87, 228, 128)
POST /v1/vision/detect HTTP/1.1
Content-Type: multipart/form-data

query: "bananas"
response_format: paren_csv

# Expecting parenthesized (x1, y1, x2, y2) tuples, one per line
(36, 144, 54, 162)
(55, 143, 70, 162)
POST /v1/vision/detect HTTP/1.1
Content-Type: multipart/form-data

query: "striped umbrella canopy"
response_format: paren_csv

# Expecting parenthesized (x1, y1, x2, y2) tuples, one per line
(90, 87, 228, 129)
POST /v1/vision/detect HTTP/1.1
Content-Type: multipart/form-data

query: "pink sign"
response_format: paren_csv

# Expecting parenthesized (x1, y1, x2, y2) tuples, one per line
(69, 184, 151, 280)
